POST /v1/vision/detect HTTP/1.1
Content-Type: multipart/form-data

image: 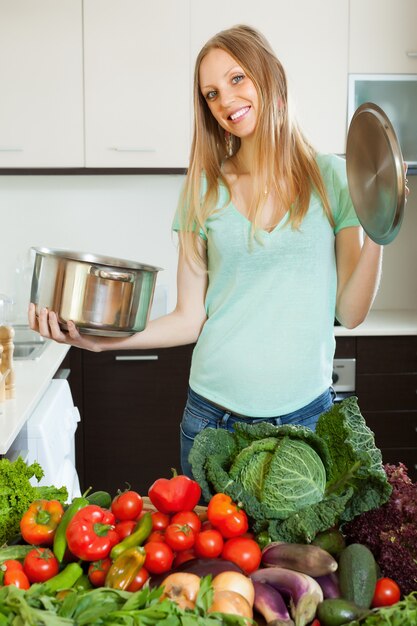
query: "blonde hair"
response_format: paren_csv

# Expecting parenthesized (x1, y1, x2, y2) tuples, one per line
(179, 24, 333, 264)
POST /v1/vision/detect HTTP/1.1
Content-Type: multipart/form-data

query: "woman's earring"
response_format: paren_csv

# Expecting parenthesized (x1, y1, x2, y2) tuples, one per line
(225, 131, 234, 157)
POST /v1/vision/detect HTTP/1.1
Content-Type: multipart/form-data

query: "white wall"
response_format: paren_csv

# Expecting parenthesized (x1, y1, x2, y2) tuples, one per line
(0, 174, 185, 322)
(0, 175, 416, 323)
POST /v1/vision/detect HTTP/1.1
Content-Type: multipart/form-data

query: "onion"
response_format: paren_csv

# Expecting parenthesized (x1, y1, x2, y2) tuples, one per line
(159, 572, 201, 610)
(212, 571, 255, 607)
(209, 589, 253, 619)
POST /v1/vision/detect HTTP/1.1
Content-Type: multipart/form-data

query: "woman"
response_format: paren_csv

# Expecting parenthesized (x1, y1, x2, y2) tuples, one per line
(29, 25, 390, 478)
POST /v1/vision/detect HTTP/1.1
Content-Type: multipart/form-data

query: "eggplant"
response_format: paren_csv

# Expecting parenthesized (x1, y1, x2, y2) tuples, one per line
(251, 566, 323, 626)
(253, 580, 295, 626)
(261, 541, 338, 577)
(149, 558, 243, 588)
(315, 572, 341, 599)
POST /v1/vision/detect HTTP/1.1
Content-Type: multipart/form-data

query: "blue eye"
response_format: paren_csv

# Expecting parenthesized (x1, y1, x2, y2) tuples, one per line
(206, 90, 217, 101)
(232, 74, 244, 84)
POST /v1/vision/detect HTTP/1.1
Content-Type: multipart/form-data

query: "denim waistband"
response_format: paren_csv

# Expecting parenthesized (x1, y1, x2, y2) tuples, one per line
(187, 385, 334, 427)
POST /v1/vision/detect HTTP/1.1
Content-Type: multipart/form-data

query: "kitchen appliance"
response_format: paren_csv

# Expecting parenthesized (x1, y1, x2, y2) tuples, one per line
(30, 247, 162, 337)
(7, 379, 81, 501)
(346, 102, 406, 245)
(332, 358, 356, 403)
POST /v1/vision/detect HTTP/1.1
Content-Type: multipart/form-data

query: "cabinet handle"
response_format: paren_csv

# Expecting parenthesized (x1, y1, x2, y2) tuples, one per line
(115, 355, 158, 361)
(110, 147, 156, 153)
(0, 147, 23, 152)
(406, 51, 417, 57)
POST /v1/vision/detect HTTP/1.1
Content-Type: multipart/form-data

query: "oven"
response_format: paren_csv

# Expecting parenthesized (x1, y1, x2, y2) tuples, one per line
(332, 358, 356, 403)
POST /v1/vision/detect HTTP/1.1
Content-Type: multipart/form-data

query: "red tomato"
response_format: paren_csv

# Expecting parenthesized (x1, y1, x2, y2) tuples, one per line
(144, 541, 174, 574)
(173, 548, 196, 568)
(372, 577, 401, 608)
(23, 548, 59, 583)
(88, 558, 112, 587)
(111, 490, 143, 521)
(115, 519, 137, 540)
(171, 511, 202, 534)
(221, 537, 262, 574)
(207, 493, 248, 538)
(310, 620, 321, 626)
(151, 512, 171, 531)
(2, 559, 23, 571)
(194, 529, 224, 559)
(126, 567, 149, 591)
(146, 530, 166, 543)
(165, 523, 195, 552)
(4, 569, 30, 589)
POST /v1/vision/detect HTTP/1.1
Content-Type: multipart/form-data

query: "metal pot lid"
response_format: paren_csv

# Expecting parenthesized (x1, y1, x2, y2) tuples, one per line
(346, 102, 406, 245)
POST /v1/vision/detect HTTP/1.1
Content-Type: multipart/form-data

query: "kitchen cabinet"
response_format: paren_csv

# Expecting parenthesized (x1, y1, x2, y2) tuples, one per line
(190, 0, 350, 154)
(0, 0, 83, 167)
(69, 344, 194, 496)
(349, 0, 417, 73)
(83, 0, 191, 168)
(355, 336, 417, 480)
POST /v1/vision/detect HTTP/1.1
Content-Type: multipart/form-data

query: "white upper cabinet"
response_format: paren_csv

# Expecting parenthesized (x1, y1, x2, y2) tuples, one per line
(0, 0, 83, 167)
(349, 0, 417, 73)
(83, 0, 190, 168)
(190, 0, 349, 155)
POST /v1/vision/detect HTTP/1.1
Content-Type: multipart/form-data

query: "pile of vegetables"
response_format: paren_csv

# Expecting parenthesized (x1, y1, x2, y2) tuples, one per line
(0, 457, 67, 546)
(343, 462, 417, 596)
(189, 397, 392, 543)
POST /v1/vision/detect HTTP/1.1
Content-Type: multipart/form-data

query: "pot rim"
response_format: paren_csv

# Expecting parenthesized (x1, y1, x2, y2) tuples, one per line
(32, 246, 163, 273)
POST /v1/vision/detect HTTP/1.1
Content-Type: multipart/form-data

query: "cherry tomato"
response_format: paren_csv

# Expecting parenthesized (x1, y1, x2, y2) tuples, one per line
(372, 577, 401, 608)
(4, 569, 30, 589)
(111, 490, 143, 521)
(310, 620, 321, 626)
(146, 530, 166, 543)
(126, 567, 149, 591)
(23, 548, 59, 583)
(88, 558, 112, 587)
(2, 559, 23, 572)
(173, 548, 196, 568)
(115, 519, 137, 540)
(151, 511, 171, 531)
(194, 529, 224, 559)
(221, 537, 262, 574)
(144, 541, 174, 574)
(171, 511, 202, 534)
(165, 523, 195, 552)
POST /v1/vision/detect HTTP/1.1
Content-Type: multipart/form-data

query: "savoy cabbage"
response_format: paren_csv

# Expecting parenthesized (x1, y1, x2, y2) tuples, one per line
(189, 396, 392, 543)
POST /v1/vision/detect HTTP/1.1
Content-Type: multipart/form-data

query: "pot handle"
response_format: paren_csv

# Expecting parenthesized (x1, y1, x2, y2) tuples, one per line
(89, 266, 134, 282)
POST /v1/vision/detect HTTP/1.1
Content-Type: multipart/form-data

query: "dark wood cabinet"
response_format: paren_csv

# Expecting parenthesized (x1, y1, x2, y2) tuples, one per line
(68, 344, 194, 495)
(355, 336, 417, 480)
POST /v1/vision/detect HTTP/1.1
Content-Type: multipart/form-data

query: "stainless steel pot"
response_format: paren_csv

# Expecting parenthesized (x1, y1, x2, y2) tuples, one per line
(30, 247, 163, 337)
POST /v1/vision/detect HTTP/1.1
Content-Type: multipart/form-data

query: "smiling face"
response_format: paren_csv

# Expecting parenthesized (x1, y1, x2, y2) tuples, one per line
(199, 48, 259, 140)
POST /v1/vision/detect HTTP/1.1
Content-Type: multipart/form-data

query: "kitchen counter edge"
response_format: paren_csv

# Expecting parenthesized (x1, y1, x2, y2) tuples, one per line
(334, 309, 417, 336)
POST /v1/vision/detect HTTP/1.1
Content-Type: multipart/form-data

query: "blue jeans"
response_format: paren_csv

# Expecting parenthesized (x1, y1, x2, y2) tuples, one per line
(180, 386, 335, 479)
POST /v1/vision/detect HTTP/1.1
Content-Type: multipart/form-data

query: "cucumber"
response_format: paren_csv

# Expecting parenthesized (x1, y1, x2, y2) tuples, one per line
(317, 598, 366, 626)
(312, 528, 346, 557)
(338, 543, 377, 609)
(87, 490, 112, 508)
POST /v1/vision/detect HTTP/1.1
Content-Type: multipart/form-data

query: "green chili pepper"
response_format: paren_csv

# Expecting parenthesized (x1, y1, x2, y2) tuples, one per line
(110, 511, 153, 560)
(105, 546, 146, 590)
(73, 572, 93, 591)
(43, 562, 84, 592)
(53, 489, 92, 562)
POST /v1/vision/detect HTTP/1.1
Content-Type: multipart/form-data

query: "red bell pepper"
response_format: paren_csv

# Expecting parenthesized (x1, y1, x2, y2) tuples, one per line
(65, 505, 120, 561)
(20, 499, 64, 546)
(207, 493, 248, 538)
(148, 470, 201, 514)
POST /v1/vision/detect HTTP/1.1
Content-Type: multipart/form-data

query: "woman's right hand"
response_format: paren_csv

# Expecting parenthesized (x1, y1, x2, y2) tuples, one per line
(28, 303, 104, 352)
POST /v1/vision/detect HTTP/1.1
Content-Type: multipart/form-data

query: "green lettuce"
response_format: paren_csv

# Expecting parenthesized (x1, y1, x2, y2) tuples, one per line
(189, 396, 392, 543)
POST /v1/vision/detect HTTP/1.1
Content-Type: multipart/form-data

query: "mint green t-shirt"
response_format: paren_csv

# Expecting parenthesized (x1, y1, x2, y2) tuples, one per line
(173, 153, 359, 416)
